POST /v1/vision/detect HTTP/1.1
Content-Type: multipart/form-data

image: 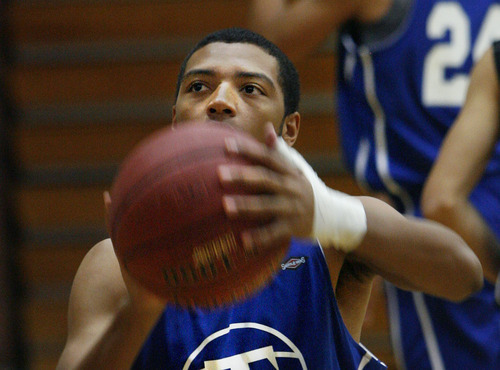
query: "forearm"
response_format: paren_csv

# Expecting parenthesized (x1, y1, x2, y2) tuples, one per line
(271, 137, 482, 299)
(420, 45, 500, 283)
(424, 199, 500, 283)
(354, 197, 483, 301)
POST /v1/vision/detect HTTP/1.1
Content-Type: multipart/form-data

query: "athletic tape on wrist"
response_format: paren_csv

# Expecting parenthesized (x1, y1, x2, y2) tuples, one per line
(275, 138, 367, 252)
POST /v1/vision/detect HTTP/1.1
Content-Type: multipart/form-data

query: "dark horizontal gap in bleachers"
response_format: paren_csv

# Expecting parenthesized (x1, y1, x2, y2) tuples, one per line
(15, 33, 337, 66)
(16, 36, 198, 65)
(20, 162, 118, 187)
(15, 0, 196, 7)
(20, 97, 174, 126)
(19, 152, 344, 187)
(24, 281, 73, 301)
(19, 93, 335, 127)
(23, 224, 108, 247)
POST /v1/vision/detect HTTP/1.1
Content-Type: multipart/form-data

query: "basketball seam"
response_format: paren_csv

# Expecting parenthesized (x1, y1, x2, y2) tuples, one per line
(111, 145, 226, 244)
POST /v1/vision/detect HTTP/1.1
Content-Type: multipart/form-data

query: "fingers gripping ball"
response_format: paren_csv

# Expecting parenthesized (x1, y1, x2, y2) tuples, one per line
(108, 121, 290, 308)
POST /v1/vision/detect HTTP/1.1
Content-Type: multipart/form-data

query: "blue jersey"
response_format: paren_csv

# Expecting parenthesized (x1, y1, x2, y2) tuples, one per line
(132, 239, 386, 369)
(338, 0, 500, 223)
(337, 1, 500, 369)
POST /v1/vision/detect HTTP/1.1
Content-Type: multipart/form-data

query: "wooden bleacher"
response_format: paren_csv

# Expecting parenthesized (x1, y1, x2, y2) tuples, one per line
(8, 1, 393, 368)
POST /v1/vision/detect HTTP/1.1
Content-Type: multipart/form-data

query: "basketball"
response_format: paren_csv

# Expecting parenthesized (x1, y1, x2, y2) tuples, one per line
(108, 121, 290, 307)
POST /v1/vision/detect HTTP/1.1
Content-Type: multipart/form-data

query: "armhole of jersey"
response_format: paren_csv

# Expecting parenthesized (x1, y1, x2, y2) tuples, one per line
(493, 40, 500, 83)
(315, 239, 341, 295)
(347, 0, 416, 51)
(358, 342, 388, 368)
(317, 238, 326, 258)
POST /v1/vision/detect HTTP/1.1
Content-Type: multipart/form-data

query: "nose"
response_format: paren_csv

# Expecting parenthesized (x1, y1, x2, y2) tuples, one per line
(206, 84, 236, 119)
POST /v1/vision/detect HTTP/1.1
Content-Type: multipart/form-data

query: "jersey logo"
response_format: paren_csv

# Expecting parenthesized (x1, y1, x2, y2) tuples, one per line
(183, 322, 307, 369)
(281, 257, 306, 270)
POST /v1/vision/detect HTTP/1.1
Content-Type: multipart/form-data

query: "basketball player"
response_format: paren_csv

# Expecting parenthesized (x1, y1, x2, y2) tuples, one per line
(250, 1, 500, 368)
(57, 28, 481, 369)
(422, 39, 500, 318)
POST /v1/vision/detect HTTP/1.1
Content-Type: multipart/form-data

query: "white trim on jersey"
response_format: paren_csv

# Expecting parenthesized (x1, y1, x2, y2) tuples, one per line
(358, 342, 386, 369)
(354, 138, 373, 193)
(341, 37, 375, 195)
(358, 354, 372, 370)
(413, 292, 445, 370)
(358, 47, 415, 214)
(385, 282, 407, 370)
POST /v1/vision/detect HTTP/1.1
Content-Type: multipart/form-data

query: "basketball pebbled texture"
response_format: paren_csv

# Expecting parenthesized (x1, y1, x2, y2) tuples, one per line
(108, 121, 290, 308)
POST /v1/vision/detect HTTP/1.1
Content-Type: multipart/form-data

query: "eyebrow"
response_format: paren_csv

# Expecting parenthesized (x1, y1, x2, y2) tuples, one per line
(236, 71, 276, 89)
(182, 69, 276, 89)
(181, 69, 215, 82)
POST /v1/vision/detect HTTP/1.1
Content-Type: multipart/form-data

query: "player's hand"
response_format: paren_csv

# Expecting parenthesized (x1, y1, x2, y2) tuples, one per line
(218, 123, 314, 250)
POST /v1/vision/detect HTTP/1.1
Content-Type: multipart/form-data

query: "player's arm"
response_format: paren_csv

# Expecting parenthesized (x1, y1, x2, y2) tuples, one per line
(351, 196, 483, 301)
(220, 127, 483, 302)
(57, 239, 165, 369)
(421, 46, 500, 284)
(269, 129, 483, 301)
(335, 196, 484, 341)
(248, 0, 359, 62)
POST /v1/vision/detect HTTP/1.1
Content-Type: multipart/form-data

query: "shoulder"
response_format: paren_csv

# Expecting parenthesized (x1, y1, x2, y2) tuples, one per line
(69, 238, 127, 312)
(58, 239, 127, 367)
(83, 238, 116, 265)
(77, 238, 121, 284)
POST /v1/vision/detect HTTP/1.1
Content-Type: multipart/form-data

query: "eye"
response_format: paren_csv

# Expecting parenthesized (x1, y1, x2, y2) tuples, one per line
(188, 82, 208, 92)
(242, 84, 263, 95)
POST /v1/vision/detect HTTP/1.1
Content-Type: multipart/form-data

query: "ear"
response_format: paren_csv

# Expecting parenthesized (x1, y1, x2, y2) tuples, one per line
(280, 112, 300, 146)
(103, 191, 112, 237)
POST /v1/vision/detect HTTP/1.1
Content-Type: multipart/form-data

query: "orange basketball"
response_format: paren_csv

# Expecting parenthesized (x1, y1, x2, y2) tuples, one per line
(108, 121, 290, 307)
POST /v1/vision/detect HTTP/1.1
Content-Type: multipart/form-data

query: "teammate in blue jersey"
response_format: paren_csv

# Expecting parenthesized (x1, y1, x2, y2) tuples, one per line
(56, 28, 481, 369)
(422, 39, 500, 365)
(250, 0, 500, 368)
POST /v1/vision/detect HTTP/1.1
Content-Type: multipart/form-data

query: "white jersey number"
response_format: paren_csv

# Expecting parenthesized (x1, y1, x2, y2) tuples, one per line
(422, 3, 500, 107)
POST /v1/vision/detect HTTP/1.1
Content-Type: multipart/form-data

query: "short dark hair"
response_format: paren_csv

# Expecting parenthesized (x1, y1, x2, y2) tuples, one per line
(174, 27, 300, 116)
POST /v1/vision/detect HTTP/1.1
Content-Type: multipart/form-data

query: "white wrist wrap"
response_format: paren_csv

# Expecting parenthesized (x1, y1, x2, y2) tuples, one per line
(276, 138, 367, 252)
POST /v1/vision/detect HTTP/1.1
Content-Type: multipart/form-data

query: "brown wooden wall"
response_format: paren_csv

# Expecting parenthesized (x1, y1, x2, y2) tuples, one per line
(7, 1, 393, 368)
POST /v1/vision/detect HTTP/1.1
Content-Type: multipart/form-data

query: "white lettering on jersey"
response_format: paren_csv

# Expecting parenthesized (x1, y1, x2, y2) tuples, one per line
(183, 322, 307, 370)
(423, 2, 500, 107)
(202, 346, 279, 369)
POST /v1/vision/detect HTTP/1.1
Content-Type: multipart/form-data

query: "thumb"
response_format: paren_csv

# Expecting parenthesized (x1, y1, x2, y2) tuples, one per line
(263, 121, 279, 149)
